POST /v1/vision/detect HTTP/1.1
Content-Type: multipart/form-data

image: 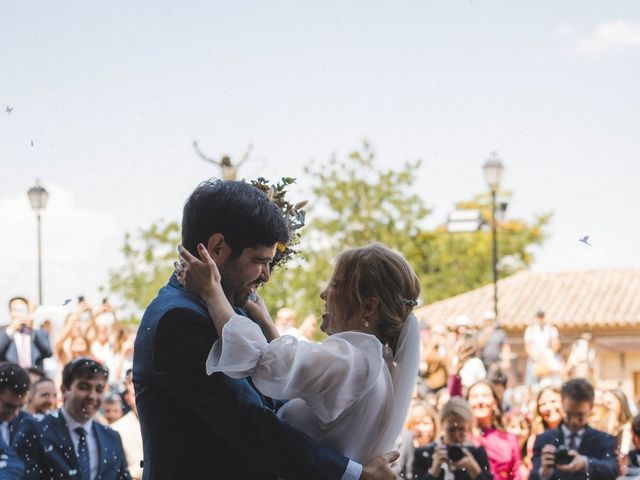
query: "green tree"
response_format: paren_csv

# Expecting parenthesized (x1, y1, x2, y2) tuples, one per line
(105, 142, 551, 325)
(408, 194, 551, 303)
(258, 142, 430, 318)
(260, 143, 551, 317)
(106, 220, 180, 319)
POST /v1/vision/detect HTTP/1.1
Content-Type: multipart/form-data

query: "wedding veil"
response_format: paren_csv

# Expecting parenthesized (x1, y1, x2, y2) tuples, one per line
(368, 312, 421, 458)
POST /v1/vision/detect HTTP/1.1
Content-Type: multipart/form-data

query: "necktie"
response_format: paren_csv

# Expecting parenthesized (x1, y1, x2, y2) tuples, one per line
(18, 333, 31, 368)
(568, 433, 577, 450)
(75, 427, 91, 480)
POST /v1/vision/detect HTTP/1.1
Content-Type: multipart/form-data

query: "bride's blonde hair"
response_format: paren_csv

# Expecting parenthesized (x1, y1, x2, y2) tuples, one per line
(333, 243, 420, 353)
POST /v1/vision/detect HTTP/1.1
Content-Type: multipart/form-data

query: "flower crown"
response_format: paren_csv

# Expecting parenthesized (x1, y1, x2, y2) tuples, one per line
(250, 177, 307, 271)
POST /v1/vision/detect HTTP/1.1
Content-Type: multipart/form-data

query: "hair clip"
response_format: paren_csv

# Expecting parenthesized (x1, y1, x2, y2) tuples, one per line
(402, 298, 418, 307)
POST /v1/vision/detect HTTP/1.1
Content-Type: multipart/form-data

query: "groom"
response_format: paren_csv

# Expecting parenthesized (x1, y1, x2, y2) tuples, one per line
(133, 179, 398, 480)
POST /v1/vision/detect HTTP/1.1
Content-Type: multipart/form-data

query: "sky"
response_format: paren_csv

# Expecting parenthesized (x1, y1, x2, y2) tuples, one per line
(1, 1, 639, 315)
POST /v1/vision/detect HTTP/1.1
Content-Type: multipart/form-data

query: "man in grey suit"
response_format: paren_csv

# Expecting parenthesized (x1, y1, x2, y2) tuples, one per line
(0, 296, 52, 369)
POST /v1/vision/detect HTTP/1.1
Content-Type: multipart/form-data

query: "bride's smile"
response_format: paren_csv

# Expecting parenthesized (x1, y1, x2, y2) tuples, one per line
(319, 277, 346, 335)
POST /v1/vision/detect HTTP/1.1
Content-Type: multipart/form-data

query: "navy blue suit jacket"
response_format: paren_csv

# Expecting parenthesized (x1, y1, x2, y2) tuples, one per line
(133, 276, 350, 480)
(530, 425, 618, 480)
(0, 433, 24, 479)
(0, 328, 52, 369)
(8, 410, 31, 444)
(13, 410, 131, 480)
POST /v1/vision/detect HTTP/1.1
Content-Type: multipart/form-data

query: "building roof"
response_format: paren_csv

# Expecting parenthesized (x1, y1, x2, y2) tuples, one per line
(415, 269, 640, 331)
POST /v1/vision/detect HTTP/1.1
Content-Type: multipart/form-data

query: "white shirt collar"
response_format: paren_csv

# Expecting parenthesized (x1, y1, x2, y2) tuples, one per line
(561, 422, 585, 438)
(60, 407, 93, 434)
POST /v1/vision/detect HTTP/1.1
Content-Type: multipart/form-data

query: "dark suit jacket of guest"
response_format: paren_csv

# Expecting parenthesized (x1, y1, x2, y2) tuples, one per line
(133, 276, 350, 480)
(0, 328, 52, 369)
(414, 443, 494, 480)
(0, 433, 24, 480)
(529, 425, 617, 480)
(8, 410, 31, 444)
(12, 410, 131, 480)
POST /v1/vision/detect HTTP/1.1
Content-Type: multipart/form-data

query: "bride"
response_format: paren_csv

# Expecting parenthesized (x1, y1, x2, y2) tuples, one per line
(176, 242, 421, 463)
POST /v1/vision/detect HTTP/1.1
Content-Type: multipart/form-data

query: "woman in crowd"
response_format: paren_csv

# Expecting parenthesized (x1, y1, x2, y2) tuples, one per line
(419, 324, 449, 394)
(177, 242, 421, 463)
(602, 389, 633, 454)
(87, 315, 115, 366)
(397, 401, 440, 478)
(54, 313, 93, 365)
(525, 386, 563, 464)
(531, 387, 563, 433)
(467, 380, 521, 480)
(410, 402, 440, 448)
(504, 409, 531, 479)
(413, 397, 492, 480)
(110, 325, 135, 385)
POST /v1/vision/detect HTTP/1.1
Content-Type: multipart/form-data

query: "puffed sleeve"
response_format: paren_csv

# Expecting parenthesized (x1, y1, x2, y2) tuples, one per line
(206, 314, 270, 377)
(206, 314, 384, 424)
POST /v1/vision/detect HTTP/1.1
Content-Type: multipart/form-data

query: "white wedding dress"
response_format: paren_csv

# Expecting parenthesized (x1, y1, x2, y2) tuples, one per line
(206, 313, 420, 463)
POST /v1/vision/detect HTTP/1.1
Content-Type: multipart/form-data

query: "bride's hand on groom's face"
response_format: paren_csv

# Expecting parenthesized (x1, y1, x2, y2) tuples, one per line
(244, 294, 280, 342)
(176, 244, 222, 299)
(245, 295, 272, 324)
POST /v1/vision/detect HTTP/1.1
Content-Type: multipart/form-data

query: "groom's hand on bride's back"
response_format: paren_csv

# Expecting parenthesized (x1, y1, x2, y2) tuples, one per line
(361, 450, 400, 480)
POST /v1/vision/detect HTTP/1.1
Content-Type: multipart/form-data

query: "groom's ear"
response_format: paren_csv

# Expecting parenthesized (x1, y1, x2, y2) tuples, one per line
(206, 233, 230, 264)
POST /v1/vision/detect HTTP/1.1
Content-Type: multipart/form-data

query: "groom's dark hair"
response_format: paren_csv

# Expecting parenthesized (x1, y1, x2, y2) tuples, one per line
(182, 179, 290, 257)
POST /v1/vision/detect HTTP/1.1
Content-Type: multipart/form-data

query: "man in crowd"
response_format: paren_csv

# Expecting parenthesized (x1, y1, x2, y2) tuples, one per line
(531, 378, 618, 480)
(299, 313, 319, 341)
(27, 366, 46, 385)
(524, 309, 562, 386)
(102, 394, 124, 424)
(274, 306, 305, 339)
(26, 377, 58, 415)
(0, 434, 24, 478)
(478, 310, 510, 373)
(0, 297, 53, 369)
(14, 357, 131, 479)
(0, 362, 30, 444)
(0, 362, 30, 478)
(134, 179, 397, 480)
(619, 414, 640, 480)
(112, 369, 143, 480)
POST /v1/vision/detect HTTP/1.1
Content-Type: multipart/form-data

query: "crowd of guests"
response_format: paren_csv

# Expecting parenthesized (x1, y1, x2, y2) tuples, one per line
(3, 293, 639, 480)
(1, 296, 141, 479)
(398, 378, 640, 480)
(0, 296, 323, 480)
(395, 308, 640, 480)
(252, 304, 640, 480)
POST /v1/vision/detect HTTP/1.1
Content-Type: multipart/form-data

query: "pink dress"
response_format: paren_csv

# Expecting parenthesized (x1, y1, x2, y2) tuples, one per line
(476, 428, 522, 480)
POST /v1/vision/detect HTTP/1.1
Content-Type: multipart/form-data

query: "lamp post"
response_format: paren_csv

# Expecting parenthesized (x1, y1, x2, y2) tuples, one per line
(482, 153, 505, 319)
(27, 180, 49, 305)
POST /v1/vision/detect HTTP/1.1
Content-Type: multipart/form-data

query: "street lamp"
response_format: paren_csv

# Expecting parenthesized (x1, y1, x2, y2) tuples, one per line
(482, 152, 505, 319)
(27, 180, 49, 305)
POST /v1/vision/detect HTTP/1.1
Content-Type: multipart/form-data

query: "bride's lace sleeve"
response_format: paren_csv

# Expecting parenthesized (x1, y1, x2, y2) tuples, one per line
(206, 314, 384, 423)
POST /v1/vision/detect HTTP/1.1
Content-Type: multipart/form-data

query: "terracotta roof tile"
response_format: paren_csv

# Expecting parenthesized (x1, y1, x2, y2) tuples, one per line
(415, 269, 640, 330)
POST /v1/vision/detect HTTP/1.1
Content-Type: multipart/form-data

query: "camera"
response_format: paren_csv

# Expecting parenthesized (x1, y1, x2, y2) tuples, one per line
(447, 445, 465, 462)
(555, 445, 574, 465)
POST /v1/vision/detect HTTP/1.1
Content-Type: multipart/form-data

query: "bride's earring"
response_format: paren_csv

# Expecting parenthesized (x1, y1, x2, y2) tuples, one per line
(363, 318, 370, 328)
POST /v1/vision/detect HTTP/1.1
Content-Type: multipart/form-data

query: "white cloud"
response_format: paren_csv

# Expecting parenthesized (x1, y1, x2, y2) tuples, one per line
(572, 20, 640, 54)
(0, 184, 123, 322)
